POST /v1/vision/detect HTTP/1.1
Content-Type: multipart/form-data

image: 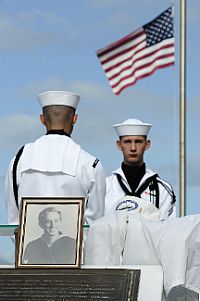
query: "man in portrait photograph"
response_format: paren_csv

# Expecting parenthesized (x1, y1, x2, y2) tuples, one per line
(23, 207, 76, 265)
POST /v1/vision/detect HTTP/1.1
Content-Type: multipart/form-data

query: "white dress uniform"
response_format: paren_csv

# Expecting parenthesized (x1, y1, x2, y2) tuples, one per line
(5, 134, 106, 225)
(105, 167, 176, 220)
(105, 118, 176, 221)
(4, 91, 106, 225)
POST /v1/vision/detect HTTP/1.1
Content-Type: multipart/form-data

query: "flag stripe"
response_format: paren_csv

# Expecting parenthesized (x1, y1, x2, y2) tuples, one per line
(108, 40, 175, 83)
(97, 28, 144, 58)
(113, 59, 174, 95)
(104, 43, 146, 74)
(98, 30, 146, 64)
(111, 53, 175, 89)
(96, 6, 175, 94)
(106, 38, 174, 78)
(101, 38, 146, 70)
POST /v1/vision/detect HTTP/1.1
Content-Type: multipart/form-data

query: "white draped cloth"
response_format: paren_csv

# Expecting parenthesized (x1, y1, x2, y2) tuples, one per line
(84, 197, 200, 297)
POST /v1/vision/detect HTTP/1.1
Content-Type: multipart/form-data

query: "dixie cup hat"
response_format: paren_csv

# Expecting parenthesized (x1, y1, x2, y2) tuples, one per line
(37, 91, 80, 109)
(113, 118, 152, 137)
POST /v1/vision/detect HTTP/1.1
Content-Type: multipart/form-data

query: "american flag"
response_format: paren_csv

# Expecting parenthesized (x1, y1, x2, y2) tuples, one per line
(96, 7, 175, 95)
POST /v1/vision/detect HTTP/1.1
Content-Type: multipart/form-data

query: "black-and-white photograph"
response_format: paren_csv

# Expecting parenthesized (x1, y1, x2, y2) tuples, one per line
(16, 197, 84, 268)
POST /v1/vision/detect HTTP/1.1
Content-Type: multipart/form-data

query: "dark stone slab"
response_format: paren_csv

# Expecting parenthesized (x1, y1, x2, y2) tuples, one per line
(0, 268, 140, 301)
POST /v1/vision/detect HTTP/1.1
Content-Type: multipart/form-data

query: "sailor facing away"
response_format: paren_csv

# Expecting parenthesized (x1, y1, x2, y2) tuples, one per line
(105, 118, 176, 220)
(5, 90, 106, 225)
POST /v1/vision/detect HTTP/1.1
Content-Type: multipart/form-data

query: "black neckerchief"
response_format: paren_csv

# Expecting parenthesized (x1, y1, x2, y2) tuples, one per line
(46, 130, 70, 137)
(121, 162, 146, 194)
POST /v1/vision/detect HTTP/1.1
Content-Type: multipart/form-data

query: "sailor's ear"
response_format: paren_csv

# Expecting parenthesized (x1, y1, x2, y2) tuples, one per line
(116, 140, 122, 151)
(40, 114, 46, 126)
(72, 114, 78, 125)
(145, 139, 151, 150)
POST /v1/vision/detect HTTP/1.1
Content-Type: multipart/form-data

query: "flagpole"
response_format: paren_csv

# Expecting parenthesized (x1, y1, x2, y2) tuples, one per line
(179, 0, 186, 217)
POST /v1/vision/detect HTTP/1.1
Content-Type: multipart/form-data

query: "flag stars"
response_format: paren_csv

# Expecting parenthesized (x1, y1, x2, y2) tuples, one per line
(96, 6, 174, 94)
(144, 7, 173, 47)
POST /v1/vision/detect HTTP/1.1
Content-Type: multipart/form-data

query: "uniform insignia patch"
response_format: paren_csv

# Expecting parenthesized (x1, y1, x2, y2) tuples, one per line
(92, 159, 99, 168)
(116, 199, 139, 211)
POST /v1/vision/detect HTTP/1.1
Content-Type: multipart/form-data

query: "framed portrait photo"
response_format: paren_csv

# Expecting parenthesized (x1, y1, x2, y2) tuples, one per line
(16, 197, 85, 269)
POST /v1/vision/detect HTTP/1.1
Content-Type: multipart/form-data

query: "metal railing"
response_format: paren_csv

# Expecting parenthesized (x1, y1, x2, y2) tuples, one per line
(0, 224, 90, 236)
(0, 225, 18, 236)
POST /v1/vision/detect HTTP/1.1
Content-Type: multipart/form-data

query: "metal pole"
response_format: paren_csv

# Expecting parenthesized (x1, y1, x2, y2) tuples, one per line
(179, 0, 186, 216)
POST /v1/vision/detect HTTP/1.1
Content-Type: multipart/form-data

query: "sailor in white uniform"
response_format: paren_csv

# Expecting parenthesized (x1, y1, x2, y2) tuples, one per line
(5, 90, 106, 225)
(105, 118, 176, 220)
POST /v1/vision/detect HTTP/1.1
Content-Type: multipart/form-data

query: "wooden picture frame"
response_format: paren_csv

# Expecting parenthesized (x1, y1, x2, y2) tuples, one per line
(16, 197, 84, 268)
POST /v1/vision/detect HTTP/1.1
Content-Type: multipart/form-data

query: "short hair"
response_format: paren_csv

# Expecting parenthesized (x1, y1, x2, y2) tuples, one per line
(38, 207, 62, 225)
(43, 105, 75, 125)
(119, 135, 147, 140)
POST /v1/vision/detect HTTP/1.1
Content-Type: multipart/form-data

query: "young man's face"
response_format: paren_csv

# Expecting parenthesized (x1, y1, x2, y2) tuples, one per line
(40, 211, 62, 237)
(117, 135, 150, 167)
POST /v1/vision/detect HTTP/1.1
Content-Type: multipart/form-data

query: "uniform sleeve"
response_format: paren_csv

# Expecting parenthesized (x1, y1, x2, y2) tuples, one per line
(105, 175, 118, 215)
(158, 180, 176, 220)
(4, 158, 19, 225)
(84, 161, 106, 225)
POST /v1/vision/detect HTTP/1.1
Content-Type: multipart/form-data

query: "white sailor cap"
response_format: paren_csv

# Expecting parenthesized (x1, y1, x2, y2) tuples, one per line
(37, 91, 80, 109)
(113, 118, 152, 137)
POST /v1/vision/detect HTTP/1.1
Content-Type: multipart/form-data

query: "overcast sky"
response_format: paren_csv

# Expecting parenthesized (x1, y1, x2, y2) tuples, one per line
(0, 0, 199, 263)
